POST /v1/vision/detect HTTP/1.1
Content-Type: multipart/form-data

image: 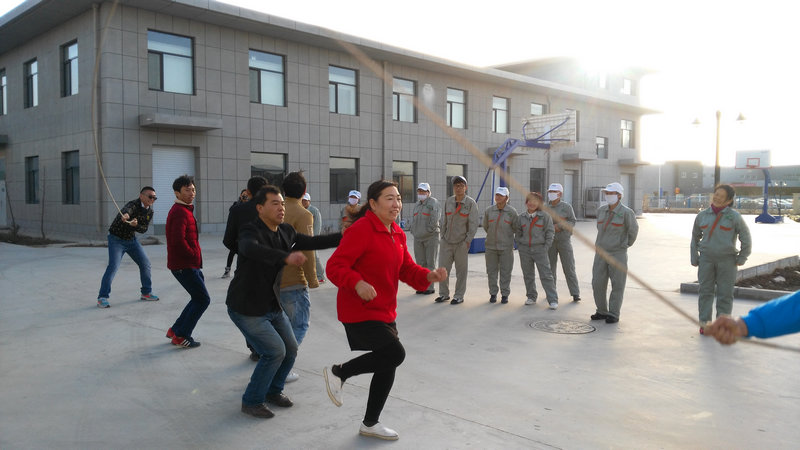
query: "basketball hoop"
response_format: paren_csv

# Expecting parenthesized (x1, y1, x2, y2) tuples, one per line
(521, 110, 576, 149)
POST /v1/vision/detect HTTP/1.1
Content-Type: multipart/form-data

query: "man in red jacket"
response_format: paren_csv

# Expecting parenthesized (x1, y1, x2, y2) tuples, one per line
(165, 175, 209, 349)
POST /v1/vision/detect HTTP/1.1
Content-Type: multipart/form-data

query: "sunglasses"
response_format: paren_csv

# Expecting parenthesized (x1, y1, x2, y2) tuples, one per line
(148, 195, 158, 200)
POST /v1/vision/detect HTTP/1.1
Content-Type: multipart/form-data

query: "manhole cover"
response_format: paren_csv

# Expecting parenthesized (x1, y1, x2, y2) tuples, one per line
(529, 319, 596, 334)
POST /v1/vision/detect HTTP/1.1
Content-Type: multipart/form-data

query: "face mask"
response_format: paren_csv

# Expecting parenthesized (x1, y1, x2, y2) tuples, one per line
(547, 193, 559, 202)
(348, 198, 358, 206)
(605, 194, 619, 205)
(417, 194, 428, 202)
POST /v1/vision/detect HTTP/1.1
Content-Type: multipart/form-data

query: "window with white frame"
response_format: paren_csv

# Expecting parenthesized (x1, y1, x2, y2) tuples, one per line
(596, 137, 608, 159)
(492, 96, 508, 133)
(249, 50, 285, 106)
(621, 119, 635, 148)
(446, 88, 466, 128)
(329, 66, 357, 115)
(24, 59, 38, 108)
(61, 41, 78, 97)
(622, 78, 635, 95)
(147, 30, 193, 94)
(530, 102, 546, 116)
(392, 78, 415, 122)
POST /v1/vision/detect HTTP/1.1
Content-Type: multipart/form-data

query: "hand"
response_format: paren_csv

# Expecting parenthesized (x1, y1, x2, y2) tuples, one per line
(426, 267, 447, 283)
(691, 263, 698, 267)
(127, 218, 138, 227)
(121, 213, 130, 221)
(705, 315, 749, 345)
(355, 280, 377, 301)
(285, 251, 307, 266)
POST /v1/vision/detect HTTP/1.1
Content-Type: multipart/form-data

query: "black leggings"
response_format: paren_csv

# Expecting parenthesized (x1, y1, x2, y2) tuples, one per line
(226, 250, 236, 268)
(338, 339, 406, 424)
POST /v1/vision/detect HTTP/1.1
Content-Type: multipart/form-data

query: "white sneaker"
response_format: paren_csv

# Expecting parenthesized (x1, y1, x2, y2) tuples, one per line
(525, 298, 536, 305)
(359, 422, 399, 440)
(548, 301, 558, 310)
(285, 371, 299, 383)
(323, 366, 343, 407)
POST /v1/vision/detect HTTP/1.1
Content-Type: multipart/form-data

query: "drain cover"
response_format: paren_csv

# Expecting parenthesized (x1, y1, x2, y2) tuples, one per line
(529, 319, 596, 334)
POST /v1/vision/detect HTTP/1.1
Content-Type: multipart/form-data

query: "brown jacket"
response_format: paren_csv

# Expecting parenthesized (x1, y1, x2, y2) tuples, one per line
(280, 197, 319, 289)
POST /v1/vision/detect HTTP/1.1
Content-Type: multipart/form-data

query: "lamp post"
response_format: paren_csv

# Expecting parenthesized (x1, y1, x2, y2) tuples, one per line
(692, 111, 746, 188)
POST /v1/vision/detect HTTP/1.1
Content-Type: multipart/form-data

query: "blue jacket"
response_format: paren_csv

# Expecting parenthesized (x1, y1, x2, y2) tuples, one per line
(742, 290, 800, 339)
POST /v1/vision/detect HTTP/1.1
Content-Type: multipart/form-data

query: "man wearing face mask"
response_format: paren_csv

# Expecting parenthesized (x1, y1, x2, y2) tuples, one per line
(483, 186, 520, 304)
(410, 183, 441, 295)
(546, 183, 581, 302)
(341, 190, 362, 231)
(591, 182, 638, 324)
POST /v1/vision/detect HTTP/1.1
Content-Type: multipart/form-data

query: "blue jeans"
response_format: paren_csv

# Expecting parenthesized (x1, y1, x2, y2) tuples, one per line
(98, 234, 152, 299)
(170, 269, 211, 338)
(279, 288, 310, 344)
(228, 308, 298, 406)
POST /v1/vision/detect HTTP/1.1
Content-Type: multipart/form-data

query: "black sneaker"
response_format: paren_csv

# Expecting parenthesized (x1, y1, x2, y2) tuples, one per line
(241, 403, 274, 418)
(489, 295, 497, 303)
(450, 297, 464, 305)
(171, 335, 201, 348)
(605, 316, 619, 324)
(573, 295, 581, 302)
(500, 296, 508, 304)
(265, 393, 294, 408)
(434, 296, 450, 303)
(590, 313, 608, 321)
(415, 291, 424, 294)
(422, 289, 435, 295)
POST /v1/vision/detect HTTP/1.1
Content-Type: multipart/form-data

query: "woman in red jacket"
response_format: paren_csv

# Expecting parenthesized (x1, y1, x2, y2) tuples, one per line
(323, 180, 446, 441)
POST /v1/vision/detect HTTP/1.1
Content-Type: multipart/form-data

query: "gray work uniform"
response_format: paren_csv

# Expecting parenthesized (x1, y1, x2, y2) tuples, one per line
(438, 195, 479, 300)
(516, 210, 558, 302)
(547, 200, 580, 297)
(308, 204, 324, 280)
(690, 206, 752, 323)
(483, 204, 520, 297)
(591, 202, 638, 319)
(411, 196, 441, 291)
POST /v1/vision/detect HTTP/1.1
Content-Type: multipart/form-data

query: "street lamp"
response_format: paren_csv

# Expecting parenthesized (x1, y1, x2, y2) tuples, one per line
(692, 111, 746, 187)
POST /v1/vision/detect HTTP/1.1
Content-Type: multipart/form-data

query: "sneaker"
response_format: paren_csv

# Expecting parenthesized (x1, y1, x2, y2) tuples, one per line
(415, 290, 425, 295)
(548, 301, 558, 310)
(97, 297, 110, 308)
(605, 316, 619, 324)
(222, 267, 231, 279)
(265, 393, 294, 408)
(166, 328, 175, 339)
(323, 366, 343, 407)
(140, 293, 159, 301)
(572, 295, 581, 302)
(450, 297, 464, 305)
(171, 335, 201, 348)
(285, 371, 299, 383)
(489, 295, 497, 303)
(359, 422, 399, 440)
(590, 313, 608, 321)
(422, 289, 435, 295)
(525, 298, 536, 305)
(318, 279, 326, 284)
(500, 296, 508, 304)
(241, 403, 274, 419)
(434, 296, 450, 303)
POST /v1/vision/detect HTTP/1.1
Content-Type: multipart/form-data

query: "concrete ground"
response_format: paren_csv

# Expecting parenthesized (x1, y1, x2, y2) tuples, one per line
(1, 213, 799, 449)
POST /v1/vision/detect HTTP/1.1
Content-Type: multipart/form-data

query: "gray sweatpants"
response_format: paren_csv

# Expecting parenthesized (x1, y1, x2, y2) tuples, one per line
(414, 236, 439, 291)
(519, 246, 558, 302)
(592, 250, 628, 319)
(548, 236, 580, 297)
(439, 240, 469, 299)
(485, 247, 514, 297)
(697, 253, 737, 323)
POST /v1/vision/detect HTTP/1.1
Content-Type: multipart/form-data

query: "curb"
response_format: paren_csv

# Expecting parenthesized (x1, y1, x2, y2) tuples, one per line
(679, 283, 791, 301)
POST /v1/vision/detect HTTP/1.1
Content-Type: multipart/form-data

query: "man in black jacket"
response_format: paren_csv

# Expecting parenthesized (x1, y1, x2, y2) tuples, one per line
(96, 187, 158, 308)
(222, 176, 268, 258)
(227, 185, 340, 419)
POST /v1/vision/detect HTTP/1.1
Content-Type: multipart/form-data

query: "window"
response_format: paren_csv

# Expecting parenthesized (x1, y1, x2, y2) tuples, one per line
(392, 161, 415, 201)
(530, 102, 546, 116)
(329, 66, 357, 115)
(147, 30, 193, 94)
(24, 59, 38, 108)
(446, 163, 465, 198)
(492, 96, 508, 133)
(62, 150, 80, 204)
(622, 78, 635, 95)
(596, 137, 608, 159)
(392, 78, 415, 122)
(61, 41, 78, 97)
(621, 119, 635, 148)
(250, 152, 287, 187)
(0, 69, 6, 115)
(249, 50, 285, 106)
(25, 156, 39, 204)
(446, 88, 466, 128)
(330, 157, 359, 203)
(566, 108, 580, 142)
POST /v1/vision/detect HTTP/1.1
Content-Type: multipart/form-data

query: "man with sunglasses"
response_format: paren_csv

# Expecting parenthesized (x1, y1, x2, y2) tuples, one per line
(96, 186, 159, 308)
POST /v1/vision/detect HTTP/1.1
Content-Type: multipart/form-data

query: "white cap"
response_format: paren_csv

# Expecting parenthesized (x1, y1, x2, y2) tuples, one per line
(604, 182, 624, 194)
(348, 190, 361, 199)
(495, 186, 510, 197)
(301, 193, 311, 201)
(548, 183, 564, 193)
(417, 182, 431, 192)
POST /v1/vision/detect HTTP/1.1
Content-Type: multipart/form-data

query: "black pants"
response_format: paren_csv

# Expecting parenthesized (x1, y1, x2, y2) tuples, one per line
(339, 337, 406, 423)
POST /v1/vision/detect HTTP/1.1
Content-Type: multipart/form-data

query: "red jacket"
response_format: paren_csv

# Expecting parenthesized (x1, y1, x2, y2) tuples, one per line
(166, 202, 202, 270)
(327, 209, 430, 324)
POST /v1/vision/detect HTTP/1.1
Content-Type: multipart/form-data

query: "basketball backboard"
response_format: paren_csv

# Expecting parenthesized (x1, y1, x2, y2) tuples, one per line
(521, 110, 576, 148)
(735, 150, 771, 169)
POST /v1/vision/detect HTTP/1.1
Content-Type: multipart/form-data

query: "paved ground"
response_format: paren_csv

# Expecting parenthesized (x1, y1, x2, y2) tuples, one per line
(1, 213, 799, 449)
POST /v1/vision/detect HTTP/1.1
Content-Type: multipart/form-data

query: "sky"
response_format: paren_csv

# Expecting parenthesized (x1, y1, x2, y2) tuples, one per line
(1, 0, 797, 166)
